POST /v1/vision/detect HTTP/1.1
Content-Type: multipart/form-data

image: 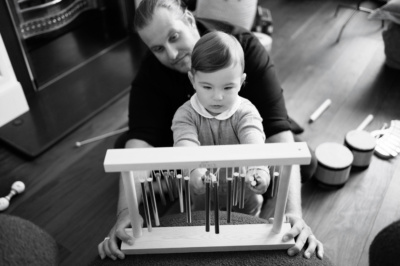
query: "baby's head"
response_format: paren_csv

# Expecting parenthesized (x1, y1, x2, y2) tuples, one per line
(188, 31, 246, 116)
(190, 31, 245, 75)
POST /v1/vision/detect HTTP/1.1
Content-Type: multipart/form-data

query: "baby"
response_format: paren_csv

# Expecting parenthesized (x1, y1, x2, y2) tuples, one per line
(171, 31, 270, 216)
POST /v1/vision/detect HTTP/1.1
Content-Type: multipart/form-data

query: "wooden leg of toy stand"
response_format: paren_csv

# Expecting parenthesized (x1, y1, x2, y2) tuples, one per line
(121, 171, 142, 238)
(272, 165, 292, 233)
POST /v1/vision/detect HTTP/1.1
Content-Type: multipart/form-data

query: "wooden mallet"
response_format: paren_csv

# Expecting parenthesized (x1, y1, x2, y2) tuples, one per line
(0, 181, 25, 211)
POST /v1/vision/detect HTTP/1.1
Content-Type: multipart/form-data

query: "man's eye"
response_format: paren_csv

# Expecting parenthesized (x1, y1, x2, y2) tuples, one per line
(170, 33, 179, 41)
(152, 46, 164, 53)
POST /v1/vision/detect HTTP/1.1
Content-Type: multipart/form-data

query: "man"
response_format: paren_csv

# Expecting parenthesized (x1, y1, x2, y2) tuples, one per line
(98, 0, 323, 261)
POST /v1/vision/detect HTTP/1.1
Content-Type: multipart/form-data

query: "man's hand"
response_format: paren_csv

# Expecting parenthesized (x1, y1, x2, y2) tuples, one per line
(98, 209, 143, 260)
(268, 214, 324, 259)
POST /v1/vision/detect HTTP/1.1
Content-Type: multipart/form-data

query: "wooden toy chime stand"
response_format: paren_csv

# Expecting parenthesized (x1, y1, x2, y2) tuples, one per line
(103, 143, 311, 255)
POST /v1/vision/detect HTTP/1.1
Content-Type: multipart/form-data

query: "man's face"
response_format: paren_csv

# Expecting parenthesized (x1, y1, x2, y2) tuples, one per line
(138, 8, 200, 73)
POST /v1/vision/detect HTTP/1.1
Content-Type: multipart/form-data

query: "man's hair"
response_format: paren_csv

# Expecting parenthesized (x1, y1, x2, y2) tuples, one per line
(191, 31, 245, 74)
(134, 0, 188, 31)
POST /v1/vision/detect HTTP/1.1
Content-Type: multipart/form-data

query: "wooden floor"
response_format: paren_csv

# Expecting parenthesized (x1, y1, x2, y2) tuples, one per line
(1, 0, 399, 265)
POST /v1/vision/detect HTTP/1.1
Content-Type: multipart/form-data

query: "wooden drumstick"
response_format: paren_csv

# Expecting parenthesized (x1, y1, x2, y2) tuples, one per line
(75, 126, 128, 147)
(0, 181, 25, 211)
(356, 114, 374, 131)
(205, 170, 211, 232)
(153, 171, 167, 206)
(309, 99, 331, 123)
(140, 179, 152, 232)
(162, 170, 174, 202)
(147, 177, 160, 226)
(177, 173, 184, 213)
(184, 175, 191, 224)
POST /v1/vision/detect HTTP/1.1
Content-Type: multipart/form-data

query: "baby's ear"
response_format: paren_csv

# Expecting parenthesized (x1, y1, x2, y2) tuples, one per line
(240, 73, 247, 87)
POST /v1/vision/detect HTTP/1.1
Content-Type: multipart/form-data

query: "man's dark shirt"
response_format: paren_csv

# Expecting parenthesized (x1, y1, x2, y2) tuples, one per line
(128, 18, 291, 147)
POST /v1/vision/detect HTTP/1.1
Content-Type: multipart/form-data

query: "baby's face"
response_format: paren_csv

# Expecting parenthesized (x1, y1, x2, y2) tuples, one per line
(190, 63, 246, 116)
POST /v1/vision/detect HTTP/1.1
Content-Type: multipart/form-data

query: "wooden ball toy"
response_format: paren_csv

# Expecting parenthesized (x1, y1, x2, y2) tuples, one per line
(0, 181, 25, 211)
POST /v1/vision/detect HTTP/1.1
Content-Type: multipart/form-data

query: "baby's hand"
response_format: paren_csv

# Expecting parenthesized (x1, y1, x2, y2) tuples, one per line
(189, 168, 208, 195)
(247, 167, 270, 194)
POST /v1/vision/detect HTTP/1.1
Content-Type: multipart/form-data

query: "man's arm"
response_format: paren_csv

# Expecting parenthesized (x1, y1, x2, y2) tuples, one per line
(98, 139, 153, 260)
(266, 130, 323, 259)
(116, 139, 154, 215)
(265, 130, 302, 217)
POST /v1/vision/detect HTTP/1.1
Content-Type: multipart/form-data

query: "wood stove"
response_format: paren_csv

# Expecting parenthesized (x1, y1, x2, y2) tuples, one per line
(0, 0, 146, 157)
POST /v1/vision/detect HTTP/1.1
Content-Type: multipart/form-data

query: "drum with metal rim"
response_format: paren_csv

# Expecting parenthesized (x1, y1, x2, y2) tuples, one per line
(315, 142, 353, 188)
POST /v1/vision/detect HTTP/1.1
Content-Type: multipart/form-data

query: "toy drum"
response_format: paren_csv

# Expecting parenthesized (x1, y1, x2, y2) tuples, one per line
(315, 142, 354, 188)
(344, 130, 376, 169)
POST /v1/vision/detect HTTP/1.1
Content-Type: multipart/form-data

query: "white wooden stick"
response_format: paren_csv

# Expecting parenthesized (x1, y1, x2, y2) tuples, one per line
(356, 114, 374, 131)
(75, 126, 129, 147)
(272, 165, 293, 233)
(122, 223, 294, 254)
(309, 99, 331, 123)
(121, 171, 142, 238)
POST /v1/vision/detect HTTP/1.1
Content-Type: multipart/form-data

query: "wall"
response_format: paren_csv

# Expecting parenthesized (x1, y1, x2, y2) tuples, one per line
(0, 34, 29, 127)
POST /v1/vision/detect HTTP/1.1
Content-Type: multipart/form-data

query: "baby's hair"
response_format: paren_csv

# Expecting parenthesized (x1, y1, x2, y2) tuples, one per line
(134, 0, 188, 31)
(191, 31, 245, 74)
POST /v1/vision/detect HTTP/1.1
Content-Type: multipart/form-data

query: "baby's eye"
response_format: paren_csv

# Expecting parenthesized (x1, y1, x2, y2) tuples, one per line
(224, 87, 233, 90)
(203, 86, 212, 90)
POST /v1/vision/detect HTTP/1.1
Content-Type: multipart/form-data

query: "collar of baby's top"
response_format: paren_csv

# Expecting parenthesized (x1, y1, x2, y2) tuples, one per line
(190, 93, 242, 120)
